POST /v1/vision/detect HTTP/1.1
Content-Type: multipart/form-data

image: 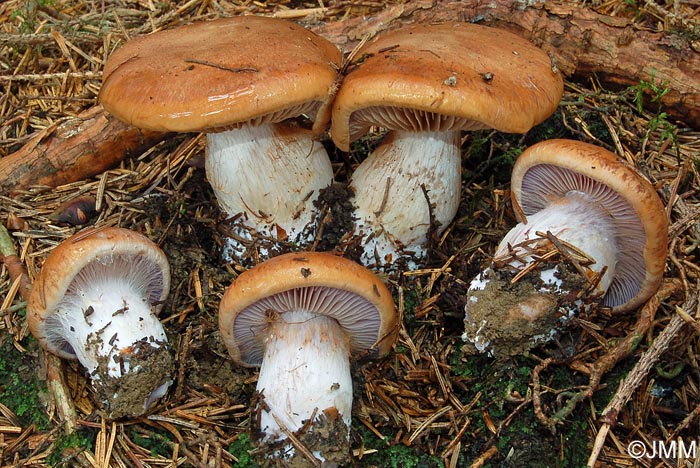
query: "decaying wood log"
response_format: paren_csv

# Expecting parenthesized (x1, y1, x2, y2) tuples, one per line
(0, 105, 167, 196)
(317, 0, 700, 128)
(1, 0, 698, 194)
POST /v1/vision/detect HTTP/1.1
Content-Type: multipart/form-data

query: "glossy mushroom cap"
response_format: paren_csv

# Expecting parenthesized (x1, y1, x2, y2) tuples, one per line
(100, 16, 342, 133)
(218, 251, 398, 367)
(330, 22, 564, 151)
(28, 227, 170, 357)
(510, 139, 668, 312)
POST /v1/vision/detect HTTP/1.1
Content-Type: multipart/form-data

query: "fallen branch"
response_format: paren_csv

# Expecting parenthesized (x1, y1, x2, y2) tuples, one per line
(0, 105, 168, 196)
(531, 278, 681, 432)
(587, 293, 696, 467)
(1, 1, 698, 194)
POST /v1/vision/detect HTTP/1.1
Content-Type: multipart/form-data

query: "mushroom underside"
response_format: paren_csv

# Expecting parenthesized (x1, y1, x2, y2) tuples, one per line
(232, 285, 382, 366)
(348, 106, 490, 143)
(518, 163, 647, 307)
(42, 253, 173, 418)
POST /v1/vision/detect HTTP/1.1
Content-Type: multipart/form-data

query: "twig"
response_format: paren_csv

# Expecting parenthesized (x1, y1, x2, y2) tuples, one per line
(587, 291, 694, 467)
(0, 71, 102, 82)
(268, 411, 322, 467)
(468, 445, 499, 468)
(532, 278, 681, 433)
(0, 226, 32, 301)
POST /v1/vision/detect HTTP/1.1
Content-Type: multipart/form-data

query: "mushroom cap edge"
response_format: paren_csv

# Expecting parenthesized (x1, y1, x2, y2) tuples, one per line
(218, 251, 398, 366)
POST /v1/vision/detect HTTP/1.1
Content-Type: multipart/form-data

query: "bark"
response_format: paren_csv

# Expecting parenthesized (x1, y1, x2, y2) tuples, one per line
(1, 0, 698, 194)
(0, 105, 168, 196)
(317, 0, 700, 128)
(0, 226, 32, 301)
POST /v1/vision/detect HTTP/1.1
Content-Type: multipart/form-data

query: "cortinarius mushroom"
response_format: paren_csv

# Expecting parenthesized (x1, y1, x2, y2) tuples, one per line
(330, 22, 563, 267)
(100, 16, 341, 260)
(219, 251, 398, 466)
(27, 227, 173, 419)
(462, 139, 668, 356)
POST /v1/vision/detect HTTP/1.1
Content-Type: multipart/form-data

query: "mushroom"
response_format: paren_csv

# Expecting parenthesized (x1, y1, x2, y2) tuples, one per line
(218, 251, 398, 466)
(462, 139, 668, 356)
(330, 22, 563, 268)
(27, 227, 173, 419)
(100, 16, 341, 260)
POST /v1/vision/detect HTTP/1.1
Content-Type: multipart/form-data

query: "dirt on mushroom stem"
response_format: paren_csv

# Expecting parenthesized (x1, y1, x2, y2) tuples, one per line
(91, 338, 174, 420)
(251, 405, 350, 467)
(462, 259, 599, 358)
(216, 181, 360, 266)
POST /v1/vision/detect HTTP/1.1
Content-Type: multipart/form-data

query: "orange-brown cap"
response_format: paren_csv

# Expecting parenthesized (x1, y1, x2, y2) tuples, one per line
(510, 139, 668, 312)
(27, 227, 170, 358)
(330, 22, 563, 151)
(100, 16, 341, 133)
(219, 251, 398, 367)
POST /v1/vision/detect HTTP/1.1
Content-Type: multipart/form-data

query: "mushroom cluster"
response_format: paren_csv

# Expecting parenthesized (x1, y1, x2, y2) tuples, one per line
(219, 252, 398, 466)
(9, 11, 673, 468)
(330, 22, 563, 268)
(100, 16, 341, 261)
(462, 139, 668, 356)
(27, 227, 173, 419)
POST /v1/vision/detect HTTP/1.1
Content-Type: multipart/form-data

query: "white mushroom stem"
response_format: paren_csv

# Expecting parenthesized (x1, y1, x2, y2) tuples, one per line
(495, 190, 618, 293)
(256, 310, 352, 450)
(350, 130, 461, 266)
(55, 275, 168, 380)
(205, 123, 334, 241)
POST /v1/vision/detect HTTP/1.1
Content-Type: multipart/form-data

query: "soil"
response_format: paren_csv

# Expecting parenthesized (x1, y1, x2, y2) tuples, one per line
(462, 263, 589, 357)
(313, 182, 356, 254)
(252, 405, 351, 467)
(92, 339, 174, 420)
(186, 330, 247, 396)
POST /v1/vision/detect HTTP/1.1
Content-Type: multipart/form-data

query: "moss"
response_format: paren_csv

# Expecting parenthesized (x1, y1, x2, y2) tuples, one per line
(450, 350, 591, 468)
(0, 335, 50, 430)
(46, 430, 95, 467)
(129, 427, 173, 458)
(227, 433, 257, 467)
(354, 427, 441, 468)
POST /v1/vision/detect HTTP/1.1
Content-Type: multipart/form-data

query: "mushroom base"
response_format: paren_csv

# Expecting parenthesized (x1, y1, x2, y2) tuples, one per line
(252, 407, 350, 468)
(462, 264, 591, 357)
(218, 216, 317, 266)
(92, 339, 174, 419)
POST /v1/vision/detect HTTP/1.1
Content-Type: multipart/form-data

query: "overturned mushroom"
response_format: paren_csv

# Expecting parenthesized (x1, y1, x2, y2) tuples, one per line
(330, 22, 563, 268)
(100, 16, 341, 261)
(219, 252, 398, 466)
(462, 139, 668, 356)
(27, 227, 173, 419)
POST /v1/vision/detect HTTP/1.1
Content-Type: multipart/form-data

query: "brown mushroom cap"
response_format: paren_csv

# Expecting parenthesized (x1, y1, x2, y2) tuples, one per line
(510, 139, 668, 313)
(219, 251, 398, 367)
(330, 22, 564, 151)
(27, 227, 170, 358)
(100, 16, 341, 133)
